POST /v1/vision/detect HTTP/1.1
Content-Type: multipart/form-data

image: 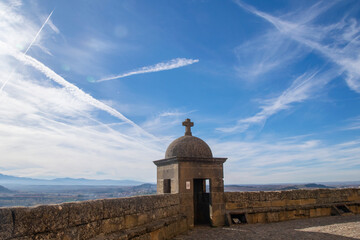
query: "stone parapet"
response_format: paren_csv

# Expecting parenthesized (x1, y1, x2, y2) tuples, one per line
(0, 194, 187, 240)
(224, 188, 360, 225)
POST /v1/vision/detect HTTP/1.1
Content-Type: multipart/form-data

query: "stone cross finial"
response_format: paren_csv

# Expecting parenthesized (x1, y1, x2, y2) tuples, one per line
(182, 118, 194, 136)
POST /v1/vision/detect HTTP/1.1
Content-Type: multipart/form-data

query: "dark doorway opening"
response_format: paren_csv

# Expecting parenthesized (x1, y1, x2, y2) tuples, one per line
(336, 205, 351, 214)
(230, 213, 247, 224)
(163, 179, 171, 193)
(193, 179, 211, 225)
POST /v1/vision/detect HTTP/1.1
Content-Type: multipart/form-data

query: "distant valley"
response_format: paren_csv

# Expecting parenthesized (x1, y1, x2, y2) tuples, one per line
(0, 173, 155, 207)
(0, 173, 144, 186)
(1, 173, 359, 207)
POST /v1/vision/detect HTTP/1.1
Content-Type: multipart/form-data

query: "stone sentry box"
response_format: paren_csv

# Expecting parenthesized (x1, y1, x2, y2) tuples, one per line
(154, 119, 227, 227)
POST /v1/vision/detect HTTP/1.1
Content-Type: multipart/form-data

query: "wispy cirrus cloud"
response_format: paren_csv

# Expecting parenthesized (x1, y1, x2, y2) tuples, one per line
(0, 42, 154, 138)
(235, 0, 360, 93)
(342, 115, 360, 131)
(0, 9, 54, 94)
(97, 58, 199, 82)
(234, 31, 307, 79)
(223, 1, 360, 133)
(0, 1, 163, 181)
(211, 137, 360, 184)
(218, 69, 336, 133)
(142, 109, 196, 137)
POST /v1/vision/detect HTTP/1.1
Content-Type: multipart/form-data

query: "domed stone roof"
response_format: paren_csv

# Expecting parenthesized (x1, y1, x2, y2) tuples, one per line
(165, 119, 213, 158)
(165, 135, 213, 158)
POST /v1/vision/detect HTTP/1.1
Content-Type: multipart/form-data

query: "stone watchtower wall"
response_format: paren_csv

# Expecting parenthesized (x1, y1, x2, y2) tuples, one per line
(225, 188, 360, 225)
(0, 194, 187, 240)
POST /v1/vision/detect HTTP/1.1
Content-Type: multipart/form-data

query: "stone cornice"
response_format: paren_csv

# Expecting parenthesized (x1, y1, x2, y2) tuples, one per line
(153, 157, 227, 166)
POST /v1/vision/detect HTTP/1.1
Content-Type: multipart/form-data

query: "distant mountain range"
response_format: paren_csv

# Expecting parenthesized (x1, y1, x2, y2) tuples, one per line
(0, 185, 12, 193)
(0, 173, 145, 186)
(225, 181, 360, 192)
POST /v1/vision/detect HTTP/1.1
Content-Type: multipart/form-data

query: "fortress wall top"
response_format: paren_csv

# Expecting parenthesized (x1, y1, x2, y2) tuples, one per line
(225, 188, 360, 206)
(0, 194, 188, 240)
(224, 188, 360, 224)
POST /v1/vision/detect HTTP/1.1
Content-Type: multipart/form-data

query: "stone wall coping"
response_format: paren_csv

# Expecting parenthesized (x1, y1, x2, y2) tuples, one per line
(225, 187, 360, 194)
(0, 194, 183, 240)
(226, 201, 360, 214)
(153, 157, 227, 166)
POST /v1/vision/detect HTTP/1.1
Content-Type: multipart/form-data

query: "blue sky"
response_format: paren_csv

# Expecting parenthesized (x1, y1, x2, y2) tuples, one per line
(0, 0, 360, 184)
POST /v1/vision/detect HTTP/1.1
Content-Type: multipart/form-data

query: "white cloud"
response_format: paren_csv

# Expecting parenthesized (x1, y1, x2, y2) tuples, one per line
(0, 8, 54, 94)
(142, 110, 196, 137)
(210, 137, 360, 184)
(0, 42, 155, 138)
(235, 0, 360, 93)
(0, 59, 164, 181)
(342, 116, 360, 131)
(23, 10, 54, 54)
(0, 1, 162, 181)
(218, 70, 336, 133)
(234, 31, 307, 79)
(97, 58, 199, 82)
(224, 1, 360, 133)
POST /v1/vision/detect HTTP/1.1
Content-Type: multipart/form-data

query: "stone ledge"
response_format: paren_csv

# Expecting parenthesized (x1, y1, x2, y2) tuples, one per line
(225, 188, 360, 202)
(226, 202, 360, 225)
(226, 201, 360, 214)
(0, 194, 182, 240)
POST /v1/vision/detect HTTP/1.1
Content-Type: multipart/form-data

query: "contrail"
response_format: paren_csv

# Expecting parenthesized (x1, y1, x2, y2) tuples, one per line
(0, 42, 156, 139)
(97, 58, 199, 82)
(24, 10, 54, 54)
(0, 10, 54, 94)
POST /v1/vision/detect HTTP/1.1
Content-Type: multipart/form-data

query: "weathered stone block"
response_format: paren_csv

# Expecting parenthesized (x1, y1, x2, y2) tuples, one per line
(278, 211, 287, 221)
(164, 221, 178, 239)
(288, 199, 301, 206)
(248, 192, 260, 201)
(33, 230, 67, 240)
(178, 217, 188, 234)
(255, 213, 266, 223)
(63, 220, 102, 240)
(138, 213, 149, 225)
(268, 191, 282, 201)
(103, 198, 130, 218)
(286, 210, 296, 220)
(245, 213, 256, 224)
(316, 208, 322, 217)
(125, 214, 138, 229)
(225, 202, 242, 210)
(321, 207, 331, 216)
(347, 195, 360, 201)
(266, 212, 279, 222)
(211, 192, 224, 204)
(309, 208, 317, 218)
(65, 200, 104, 226)
(294, 209, 307, 219)
(101, 216, 125, 234)
(270, 200, 287, 207)
(299, 199, 316, 205)
(0, 208, 13, 239)
(12, 204, 68, 237)
(252, 201, 271, 208)
(150, 228, 165, 240)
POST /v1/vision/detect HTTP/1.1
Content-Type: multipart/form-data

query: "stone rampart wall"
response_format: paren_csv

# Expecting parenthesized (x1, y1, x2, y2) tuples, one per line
(225, 188, 360, 224)
(0, 194, 187, 240)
